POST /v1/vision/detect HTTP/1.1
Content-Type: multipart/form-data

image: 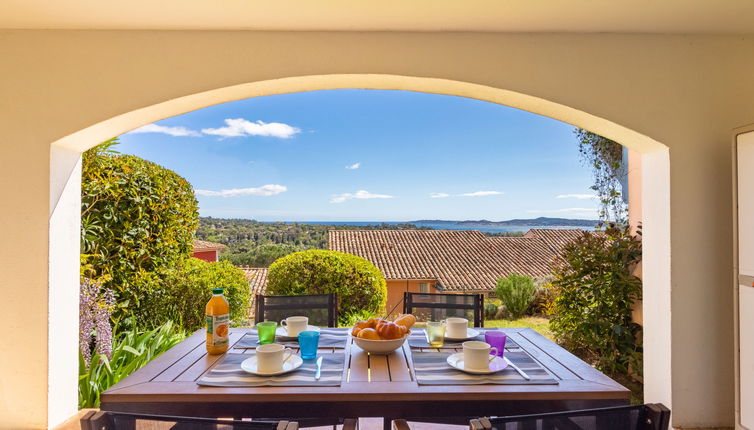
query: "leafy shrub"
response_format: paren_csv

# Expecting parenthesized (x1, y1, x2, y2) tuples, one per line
(341, 309, 381, 327)
(79, 321, 186, 408)
(484, 302, 499, 320)
(549, 224, 642, 375)
(137, 258, 251, 331)
(495, 273, 537, 318)
(528, 275, 556, 316)
(81, 139, 198, 319)
(267, 250, 387, 325)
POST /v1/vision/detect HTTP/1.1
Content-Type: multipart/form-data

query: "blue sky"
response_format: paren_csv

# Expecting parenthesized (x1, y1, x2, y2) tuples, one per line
(117, 89, 599, 222)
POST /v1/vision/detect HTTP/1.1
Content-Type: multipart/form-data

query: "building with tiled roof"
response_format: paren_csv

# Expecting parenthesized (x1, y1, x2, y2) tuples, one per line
(328, 229, 584, 314)
(238, 266, 269, 319)
(191, 239, 227, 262)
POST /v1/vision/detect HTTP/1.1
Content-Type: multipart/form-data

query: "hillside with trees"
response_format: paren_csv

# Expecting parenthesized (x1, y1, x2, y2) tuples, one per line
(196, 218, 428, 267)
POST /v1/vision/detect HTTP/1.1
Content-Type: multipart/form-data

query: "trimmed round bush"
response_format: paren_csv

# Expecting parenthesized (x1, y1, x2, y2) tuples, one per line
(138, 258, 251, 331)
(267, 250, 387, 325)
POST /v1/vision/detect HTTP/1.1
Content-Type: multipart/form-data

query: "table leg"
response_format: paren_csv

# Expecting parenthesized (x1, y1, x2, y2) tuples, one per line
(383, 417, 392, 430)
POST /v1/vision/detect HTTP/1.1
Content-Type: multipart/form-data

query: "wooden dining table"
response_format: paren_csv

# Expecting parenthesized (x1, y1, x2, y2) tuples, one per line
(100, 327, 630, 429)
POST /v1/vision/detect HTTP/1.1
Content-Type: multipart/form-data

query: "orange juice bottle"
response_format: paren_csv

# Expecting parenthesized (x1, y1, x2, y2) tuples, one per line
(206, 288, 230, 355)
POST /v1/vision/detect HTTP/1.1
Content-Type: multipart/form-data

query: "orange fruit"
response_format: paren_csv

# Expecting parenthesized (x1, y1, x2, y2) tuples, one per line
(216, 324, 228, 337)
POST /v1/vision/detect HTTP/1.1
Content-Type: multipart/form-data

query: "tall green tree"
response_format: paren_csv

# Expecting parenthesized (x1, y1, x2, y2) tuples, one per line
(81, 139, 199, 316)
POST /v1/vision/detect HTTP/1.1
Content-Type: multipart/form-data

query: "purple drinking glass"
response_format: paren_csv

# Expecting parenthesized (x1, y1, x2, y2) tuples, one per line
(484, 330, 506, 356)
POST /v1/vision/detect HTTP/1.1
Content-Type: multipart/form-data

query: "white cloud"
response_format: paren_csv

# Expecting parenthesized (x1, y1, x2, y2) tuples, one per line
(459, 191, 504, 197)
(346, 162, 361, 170)
(202, 118, 300, 139)
(195, 184, 287, 198)
(556, 194, 598, 199)
(128, 123, 201, 137)
(330, 190, 394, 203)
(430, 192, 450, 198)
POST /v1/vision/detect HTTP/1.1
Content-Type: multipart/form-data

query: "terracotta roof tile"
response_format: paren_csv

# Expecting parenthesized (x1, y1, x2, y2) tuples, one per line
(328, 229, 584, 292)
(238, 266, 268, 296)
(192, 239, 227, 252)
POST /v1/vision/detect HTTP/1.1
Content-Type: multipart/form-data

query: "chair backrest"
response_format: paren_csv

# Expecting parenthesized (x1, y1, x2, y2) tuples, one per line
(403, 292, 484, 327)
(471, 404, 670, 430)
(255, 293, 338, 327)
(81, 410, 298, 430)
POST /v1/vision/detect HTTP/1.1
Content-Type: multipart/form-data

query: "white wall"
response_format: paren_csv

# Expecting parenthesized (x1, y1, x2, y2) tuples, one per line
(2, 31, 753, 428)
(48, 147, 81, 428)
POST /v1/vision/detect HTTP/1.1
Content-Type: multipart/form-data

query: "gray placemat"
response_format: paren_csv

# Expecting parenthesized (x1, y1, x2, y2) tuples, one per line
(412, 350, 557, 385)
(234, 327, 349, 349)
(197, 353, 344, 387)
(408, 328, 520, 349)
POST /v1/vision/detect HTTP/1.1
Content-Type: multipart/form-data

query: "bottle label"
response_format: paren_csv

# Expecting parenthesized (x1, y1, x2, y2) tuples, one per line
(207, 314, 229, 347)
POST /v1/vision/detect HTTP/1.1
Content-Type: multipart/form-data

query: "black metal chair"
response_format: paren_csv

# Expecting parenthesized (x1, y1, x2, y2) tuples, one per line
(465, 404, 671, 430)
(80, 410, 301, 429)
(254, 293, 338, 327)
(402, 291, 485, 327)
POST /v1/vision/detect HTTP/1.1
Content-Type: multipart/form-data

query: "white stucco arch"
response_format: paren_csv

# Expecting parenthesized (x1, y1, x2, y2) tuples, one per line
(6, 30, 751, 429)
(49, 73, 670, 427)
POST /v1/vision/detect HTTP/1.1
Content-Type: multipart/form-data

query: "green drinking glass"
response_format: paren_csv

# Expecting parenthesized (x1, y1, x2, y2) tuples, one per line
(257, 321, 278, 345)
(427, 321, 446, 348)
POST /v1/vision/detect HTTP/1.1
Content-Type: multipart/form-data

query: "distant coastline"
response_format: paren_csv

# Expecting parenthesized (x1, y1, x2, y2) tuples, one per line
(241, 217, 599, 234)
(410, 217, 599, 227)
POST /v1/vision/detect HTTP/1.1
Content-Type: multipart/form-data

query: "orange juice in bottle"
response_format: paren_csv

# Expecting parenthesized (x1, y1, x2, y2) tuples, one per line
(206, 288, 230, 354)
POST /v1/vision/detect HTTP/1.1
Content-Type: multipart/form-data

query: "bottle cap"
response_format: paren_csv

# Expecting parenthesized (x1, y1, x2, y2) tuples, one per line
(212, 288, 224, 294)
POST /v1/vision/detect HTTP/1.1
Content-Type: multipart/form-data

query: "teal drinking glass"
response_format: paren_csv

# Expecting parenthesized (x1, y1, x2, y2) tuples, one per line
(298, 330, 320, 359)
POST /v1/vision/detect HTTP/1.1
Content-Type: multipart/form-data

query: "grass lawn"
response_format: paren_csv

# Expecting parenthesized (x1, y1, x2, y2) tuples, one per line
(485, 316, 553, 340)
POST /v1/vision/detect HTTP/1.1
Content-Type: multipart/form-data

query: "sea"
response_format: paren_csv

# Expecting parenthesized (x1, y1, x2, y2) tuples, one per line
(282, 221, 595, 234)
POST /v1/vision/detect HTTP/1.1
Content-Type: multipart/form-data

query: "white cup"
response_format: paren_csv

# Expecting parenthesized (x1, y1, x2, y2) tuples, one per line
(281, 316, 308, 337)
(462, 341, 499, 370)
(443, 317, 469, 338)
(256, 343, 294, 373)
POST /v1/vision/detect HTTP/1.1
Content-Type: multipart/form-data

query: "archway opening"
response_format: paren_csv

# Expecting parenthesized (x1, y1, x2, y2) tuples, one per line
(49, 74, 670, 425)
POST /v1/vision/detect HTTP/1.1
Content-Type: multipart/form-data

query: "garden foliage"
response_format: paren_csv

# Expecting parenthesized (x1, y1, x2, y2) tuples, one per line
(484, 301, 499, 320)
(81, 139, 199, 319)
(495, 273, 537, 318)
(267, 250, 387, 325)
(78, 320, 185, 408)
(575, 129, 627, 224)
(549, 224, 642, 374)
(138, 258, 251, 331)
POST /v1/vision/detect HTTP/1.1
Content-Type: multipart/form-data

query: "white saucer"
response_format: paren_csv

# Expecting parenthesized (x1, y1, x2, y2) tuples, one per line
(275, 325, 320, 339)
(241, 354, 304, 376)
(446, 352, 508, 374)
(445, 328, 480, 341)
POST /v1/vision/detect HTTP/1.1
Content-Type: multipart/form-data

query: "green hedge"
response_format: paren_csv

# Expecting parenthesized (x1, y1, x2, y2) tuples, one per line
(137, 258, 251, 331)
(267, 250, 387, 325)
(81, 139, 198, 318)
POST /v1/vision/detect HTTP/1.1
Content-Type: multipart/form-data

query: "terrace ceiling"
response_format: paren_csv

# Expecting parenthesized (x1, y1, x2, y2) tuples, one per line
(1, 0, 754, 33)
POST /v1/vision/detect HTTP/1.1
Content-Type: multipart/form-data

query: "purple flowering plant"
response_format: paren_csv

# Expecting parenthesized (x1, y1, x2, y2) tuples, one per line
(79, 277, 115, 367)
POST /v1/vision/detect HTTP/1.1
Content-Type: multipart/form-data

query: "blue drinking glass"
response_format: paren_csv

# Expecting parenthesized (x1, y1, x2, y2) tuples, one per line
(298, 330, 320, 360)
